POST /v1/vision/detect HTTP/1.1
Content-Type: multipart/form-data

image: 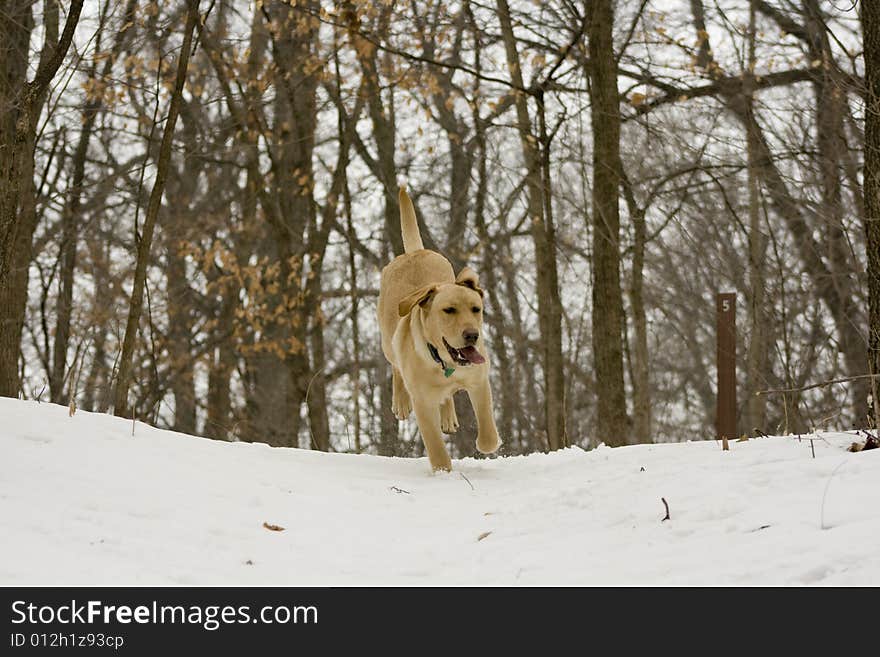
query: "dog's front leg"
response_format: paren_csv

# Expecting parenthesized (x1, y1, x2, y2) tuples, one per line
(413, 399, 452, 471)
(468, 378, 501, 454)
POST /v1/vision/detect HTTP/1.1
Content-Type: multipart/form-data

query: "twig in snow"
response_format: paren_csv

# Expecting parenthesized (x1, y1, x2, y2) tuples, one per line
(661, 497, 670, 521)
(389, 486, 410, 494)
(862, 429, 880, 440)
(459, 472, 474, 490)
(754, 428, 770, 438)
(810, 439, 815, 459)
(820, 459, 848, 530)
(33, 383, 46, 403)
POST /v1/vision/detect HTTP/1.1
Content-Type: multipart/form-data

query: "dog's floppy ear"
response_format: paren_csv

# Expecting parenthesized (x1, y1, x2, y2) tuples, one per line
(398, 285, 437, 317)
(455, 267, 484, 297)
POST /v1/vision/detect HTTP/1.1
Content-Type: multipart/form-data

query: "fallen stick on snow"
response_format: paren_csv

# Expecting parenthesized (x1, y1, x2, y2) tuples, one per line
(661, 498, 670, 521)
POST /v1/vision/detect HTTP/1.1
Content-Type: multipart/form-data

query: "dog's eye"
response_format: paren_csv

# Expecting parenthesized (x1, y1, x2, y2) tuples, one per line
(443, 307, 457, 314)
(472, 307, 481, 313)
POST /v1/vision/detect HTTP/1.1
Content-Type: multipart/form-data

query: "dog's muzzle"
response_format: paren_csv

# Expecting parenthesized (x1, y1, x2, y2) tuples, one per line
(443, 337, 485, 365)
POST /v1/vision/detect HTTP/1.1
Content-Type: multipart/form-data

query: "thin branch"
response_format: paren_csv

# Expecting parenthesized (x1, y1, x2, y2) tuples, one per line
(29, 1, 86, 103)
(757, 374, 880, 396)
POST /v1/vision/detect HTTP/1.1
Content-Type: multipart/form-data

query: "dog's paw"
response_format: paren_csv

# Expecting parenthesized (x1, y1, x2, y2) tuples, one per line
(441, 419, 459, 433)
(392, 385, 412, 420)
(476, 432, 501, 455)
(392, 403, 411, 420)
(440, 400, 458, 433)
(430, 456, 453, 472)
(440, 411, 459, 434)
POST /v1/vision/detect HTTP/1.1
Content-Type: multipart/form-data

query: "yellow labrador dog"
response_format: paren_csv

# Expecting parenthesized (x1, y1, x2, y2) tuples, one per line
(377, 188, 501, 471)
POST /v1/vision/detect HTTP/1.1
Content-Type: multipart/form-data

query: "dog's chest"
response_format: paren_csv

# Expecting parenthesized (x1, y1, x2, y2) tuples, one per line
(425, 363, 482, 397)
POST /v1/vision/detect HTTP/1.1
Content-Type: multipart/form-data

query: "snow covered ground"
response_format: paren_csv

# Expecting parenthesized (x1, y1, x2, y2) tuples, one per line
(1, 398, 878, 585)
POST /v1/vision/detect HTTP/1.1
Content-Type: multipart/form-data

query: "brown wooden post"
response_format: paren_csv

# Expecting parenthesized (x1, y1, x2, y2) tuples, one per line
(716, 292, 737, 440)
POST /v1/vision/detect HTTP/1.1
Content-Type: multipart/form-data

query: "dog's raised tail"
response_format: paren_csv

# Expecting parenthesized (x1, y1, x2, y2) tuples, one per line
(399, 187, 424, 253)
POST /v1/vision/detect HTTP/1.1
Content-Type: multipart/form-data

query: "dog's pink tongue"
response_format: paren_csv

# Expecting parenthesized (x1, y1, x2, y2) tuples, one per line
(459, 346, 485, 364)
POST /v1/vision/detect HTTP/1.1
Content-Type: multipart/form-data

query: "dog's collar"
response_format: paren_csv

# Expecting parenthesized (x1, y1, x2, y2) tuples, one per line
(427, 342, 455, 378)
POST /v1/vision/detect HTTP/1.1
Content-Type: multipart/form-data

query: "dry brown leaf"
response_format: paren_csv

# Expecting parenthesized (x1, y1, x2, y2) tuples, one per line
(263, 522, 285, 532)
(477, 531, 492, 542)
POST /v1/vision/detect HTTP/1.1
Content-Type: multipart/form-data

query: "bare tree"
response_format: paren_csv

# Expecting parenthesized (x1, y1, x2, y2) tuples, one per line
(745, 0, 768, 434)
(863, 0, 880, 427)
(115, 0, 201, 418)
(588, 0, 630, 446)
(496, 0, 568, 451)
(0, 1, 84, 398)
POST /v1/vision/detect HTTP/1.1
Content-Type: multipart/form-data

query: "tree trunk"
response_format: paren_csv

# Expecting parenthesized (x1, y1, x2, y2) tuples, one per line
(620, 169, 651, 445)
(81, 233, 113, 412)
(343, 167, 363, 453)
(50, 93, 96, 404)
(247, 0, 323, 449)
(245, 347, 297, 446)
(0, 2, 32, 396)
(205, 279, 237, 440)
(629, 203, 652, 443)
(496, 0, 567, 451)
(0, 176, 36, 398)
(588, 0, 630, 446)
(0, 1, 84, 398)
(161, 95, 203, 435)
(0, 0, 83, 284)
(114, 0, 200, 417)
(306, 271, 331, 452)
(164, 240, 196, 434)
(378, 359, 399, 456)
(745, 1, 768, 434)
(473, 117, 516, 448)
(863, 0, 880, 426)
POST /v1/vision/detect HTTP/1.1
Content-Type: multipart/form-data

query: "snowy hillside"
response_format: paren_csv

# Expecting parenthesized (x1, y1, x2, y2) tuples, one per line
(1, 398, 878, 585)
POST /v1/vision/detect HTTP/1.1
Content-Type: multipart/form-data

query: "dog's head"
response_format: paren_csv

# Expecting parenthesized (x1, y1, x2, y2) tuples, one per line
(398, 267, 487, 366)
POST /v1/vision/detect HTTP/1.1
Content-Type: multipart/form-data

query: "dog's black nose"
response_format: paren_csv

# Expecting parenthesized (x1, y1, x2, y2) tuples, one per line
(463, 329, 479, 345)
